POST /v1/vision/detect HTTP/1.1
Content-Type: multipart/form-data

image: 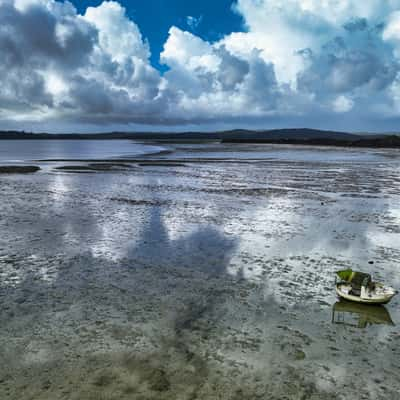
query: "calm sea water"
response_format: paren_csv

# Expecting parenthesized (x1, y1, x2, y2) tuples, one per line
(0, 140, 167, 162)
(1, 140, 399, 164)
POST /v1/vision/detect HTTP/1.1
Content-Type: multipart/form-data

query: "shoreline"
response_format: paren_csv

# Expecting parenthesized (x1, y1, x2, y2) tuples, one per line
(1, 128, 400, 149)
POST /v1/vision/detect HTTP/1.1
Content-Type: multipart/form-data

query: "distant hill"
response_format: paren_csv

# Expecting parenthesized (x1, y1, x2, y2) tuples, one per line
(0, 128, 361, 141)
(218, 128, 360, 141)
(222, 131, 400, 148)
(1, 128, 400, 148)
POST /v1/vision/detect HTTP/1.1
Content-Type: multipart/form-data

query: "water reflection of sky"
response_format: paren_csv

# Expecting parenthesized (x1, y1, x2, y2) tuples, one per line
(2, 153, 400, 303)
(0, 140, 167, 162)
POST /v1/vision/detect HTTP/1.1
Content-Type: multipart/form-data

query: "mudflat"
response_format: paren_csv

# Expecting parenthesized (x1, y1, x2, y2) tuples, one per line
(0, 142, 399, 400)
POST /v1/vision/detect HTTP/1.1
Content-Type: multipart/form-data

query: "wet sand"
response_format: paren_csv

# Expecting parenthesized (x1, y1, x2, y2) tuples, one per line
(0, 143, 399, 399)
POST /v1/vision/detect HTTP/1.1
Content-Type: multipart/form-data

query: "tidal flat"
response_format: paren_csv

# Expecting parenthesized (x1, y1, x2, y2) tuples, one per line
(0, 142, 399, 399)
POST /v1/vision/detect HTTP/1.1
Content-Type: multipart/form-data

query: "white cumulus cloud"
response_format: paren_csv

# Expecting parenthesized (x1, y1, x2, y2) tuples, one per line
(1, 0, 400, 131)
(333, 95, 354, 113)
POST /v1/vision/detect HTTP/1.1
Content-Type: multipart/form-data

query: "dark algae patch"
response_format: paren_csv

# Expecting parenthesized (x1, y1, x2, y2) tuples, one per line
(111, 197, 172, 206)
(0, 165, 40, 174)
(138, 161, 186, 167)
(55, 163, 135, 172)
(55, 165, 96, 171)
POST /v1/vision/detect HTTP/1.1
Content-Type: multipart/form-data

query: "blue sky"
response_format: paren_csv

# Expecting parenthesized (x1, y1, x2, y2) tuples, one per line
(70, 0, 244, 72)
(2, 0, 400, 132)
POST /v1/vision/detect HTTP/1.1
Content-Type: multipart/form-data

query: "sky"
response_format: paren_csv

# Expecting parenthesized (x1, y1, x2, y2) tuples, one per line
(2, 0, 400, 133)
(70, 1, 244, 72)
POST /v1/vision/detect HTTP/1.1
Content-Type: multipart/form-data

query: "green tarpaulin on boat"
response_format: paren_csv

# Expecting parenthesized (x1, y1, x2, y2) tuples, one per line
(336, 269, 372, 289)
(336, 269, 353, 281)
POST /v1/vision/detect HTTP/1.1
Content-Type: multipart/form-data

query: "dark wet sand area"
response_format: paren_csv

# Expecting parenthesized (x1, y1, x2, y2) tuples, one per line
(1, 143, 400, 399)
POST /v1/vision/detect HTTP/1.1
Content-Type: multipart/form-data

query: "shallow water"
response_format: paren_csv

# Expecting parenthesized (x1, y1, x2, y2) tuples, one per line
(0, 140, 167, 162)
(0, 142, 399, 399)
(158, 142, 400, 162)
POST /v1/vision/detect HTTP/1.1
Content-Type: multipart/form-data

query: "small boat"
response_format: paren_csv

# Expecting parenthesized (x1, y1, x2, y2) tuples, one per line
(335, 269, 397, 305)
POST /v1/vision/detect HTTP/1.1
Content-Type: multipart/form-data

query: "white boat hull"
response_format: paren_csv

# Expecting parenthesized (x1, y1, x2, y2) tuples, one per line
(336, 283, 396, 305)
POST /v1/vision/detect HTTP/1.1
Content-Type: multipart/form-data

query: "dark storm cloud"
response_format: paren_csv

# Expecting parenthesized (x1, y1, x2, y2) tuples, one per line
(343, 18, 368, 32)
(0, 1, 96, 69)
(215, 46, 250, 91)
(298, 49, 398, 94)
(0, 0, 165, 123)
(0, 0, 97, 114)
(296, 22, 399, 116)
